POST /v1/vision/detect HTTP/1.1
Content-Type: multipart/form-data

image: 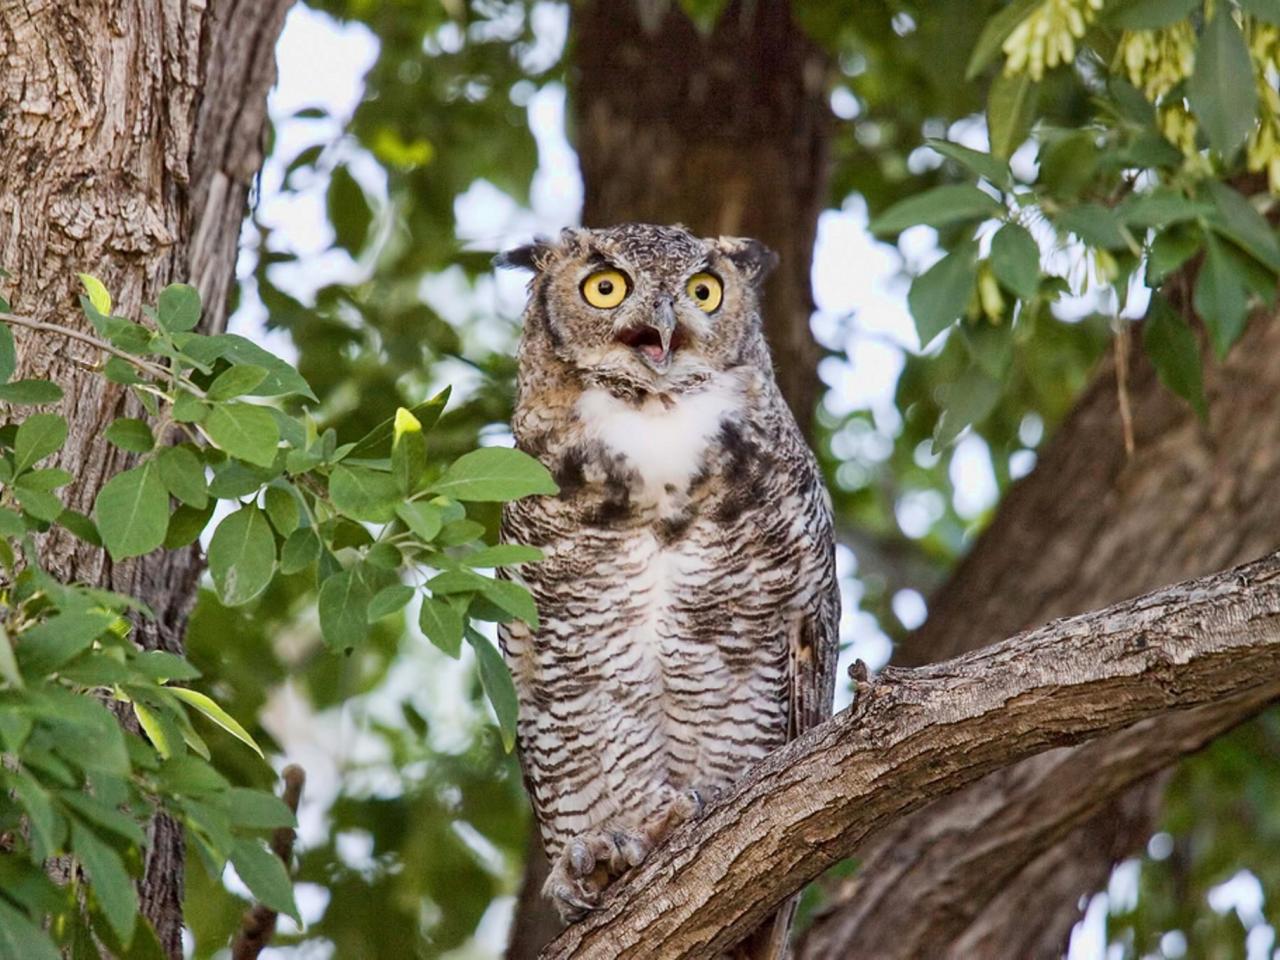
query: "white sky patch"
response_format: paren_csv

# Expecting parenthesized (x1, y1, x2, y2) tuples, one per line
(949, 434, 998, 520)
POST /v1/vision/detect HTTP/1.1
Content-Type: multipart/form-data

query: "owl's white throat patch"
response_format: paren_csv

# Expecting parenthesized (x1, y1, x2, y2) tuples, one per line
(576, 379, 743, 501)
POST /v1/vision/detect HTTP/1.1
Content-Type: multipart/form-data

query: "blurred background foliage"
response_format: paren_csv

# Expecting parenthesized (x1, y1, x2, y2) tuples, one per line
(183, 0, 1280, 957)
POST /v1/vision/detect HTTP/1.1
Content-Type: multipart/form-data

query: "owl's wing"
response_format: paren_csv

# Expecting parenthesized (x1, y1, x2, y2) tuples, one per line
(789, 491, 840, 739)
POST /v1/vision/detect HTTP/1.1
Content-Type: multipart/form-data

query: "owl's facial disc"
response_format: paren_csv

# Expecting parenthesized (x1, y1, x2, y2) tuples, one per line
(615, 294, 686, 370)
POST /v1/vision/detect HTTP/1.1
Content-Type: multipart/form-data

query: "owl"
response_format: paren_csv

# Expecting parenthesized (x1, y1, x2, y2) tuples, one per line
(497, 223, 838, 957)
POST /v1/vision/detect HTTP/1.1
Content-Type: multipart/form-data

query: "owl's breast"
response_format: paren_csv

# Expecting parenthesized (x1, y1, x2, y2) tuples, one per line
(571, 379, 744, 510)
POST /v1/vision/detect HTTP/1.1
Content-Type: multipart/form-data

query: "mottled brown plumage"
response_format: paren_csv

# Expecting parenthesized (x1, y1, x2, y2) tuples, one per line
(498, 223, 838, 956)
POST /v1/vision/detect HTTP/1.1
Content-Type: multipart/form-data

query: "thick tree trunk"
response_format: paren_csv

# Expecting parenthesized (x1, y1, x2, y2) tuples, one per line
(798, 276, 1280, 957)
(508, 4, 832, 955)
(0, 1, 292, 953)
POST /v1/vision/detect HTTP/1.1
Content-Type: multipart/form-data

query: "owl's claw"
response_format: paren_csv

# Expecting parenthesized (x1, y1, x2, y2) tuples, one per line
(544, 825, 653, 922)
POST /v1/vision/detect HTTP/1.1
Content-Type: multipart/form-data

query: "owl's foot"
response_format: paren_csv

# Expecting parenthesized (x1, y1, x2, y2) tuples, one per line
(640, 783, 714, 846)
(543, 786, 716, 923)
(543, 826, 651, 922)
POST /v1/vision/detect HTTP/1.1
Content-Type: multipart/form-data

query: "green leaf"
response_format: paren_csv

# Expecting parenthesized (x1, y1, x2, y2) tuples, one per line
(16, 611, 115, 676)
(464, 544, 544, 567)
(155, 445, 208, 508)
(14, 486, 61, 523)
(263, 485, 299, 536)
(1241, 0, 1280, 23)
(205, 402, 280, 468)
(429, 447, 558, 502)
(932, 364, 1004, 452)
(868, 184, 1002, 236)
(78, 273, 112, 315)
(207, 364, 269, 401)
(279, 527, 321, 575)
(0, 380, 63, 405)
(1187, 8, 1258, 157)
(0, 898, 62, 960)
(0, 323, 15, 384)
(1147, 226, 1203, 284)
(132, 701, 176, 760)
(14, 413, 67, 473)
(987, 71, 1038, 160)
(0, 506, 23, 537)
(479, 577, 539, 629)
(328, 164, 374, 255)
(71, 821, 137, 947)
(94, 461, 169, 560)
(468, 629, 518, 751)
(230, 838, 299, 922)
(908, 243, 977, 347)
(966, 0, 1041, 78)
(168, 687, 264, 757)
(418, 596, 464, 658)
(395, 501, 443, 541)
(1194, 235, 1250, 359)
(104, 417, 155, 454)
(56, 510, 99, 547)
(11, 772, 59, 856)
(1143, 294, 1206, 418)
(329, 464, 401, 522)
(182, 334, 316, 401)
(157, 284, 201, 333)
(61, 791, 146, 846)
(163, 503, 214, 549)
(318, 567, 372, 651)
(392, 408, 429, 494)
(207, 507, 276, 607)
(1117, 189, 1212, 228)
(1106, 0, 1199, 28)
(989, 223, 1040, 299)
(347, 388, 450, 458)
(228, 787, 295, 830)
(925, 139, 1012, 187)
(1203, 180, 1280, 272)
(961, 321, 1014, 379)
(16, 467, 71, 492)
(437, 518, 486, 546)
(368, 584, 414, 622)
(0, 623, 21, 688)
(172, 391, 208, 423)
(1057, 203, 1127, 249)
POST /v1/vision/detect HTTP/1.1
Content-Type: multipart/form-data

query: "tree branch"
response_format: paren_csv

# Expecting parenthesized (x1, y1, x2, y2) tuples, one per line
(232, 765, 305, 960)
(540, 552, 1280, 960)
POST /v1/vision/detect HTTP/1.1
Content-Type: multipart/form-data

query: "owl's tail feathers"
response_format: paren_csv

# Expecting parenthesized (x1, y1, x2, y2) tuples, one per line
(725, 895, 798, 960)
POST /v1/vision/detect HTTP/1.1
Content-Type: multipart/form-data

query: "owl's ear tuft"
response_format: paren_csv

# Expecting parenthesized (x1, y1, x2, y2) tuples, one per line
(717, 237, 779, 286)
(493, 239, 555, 272)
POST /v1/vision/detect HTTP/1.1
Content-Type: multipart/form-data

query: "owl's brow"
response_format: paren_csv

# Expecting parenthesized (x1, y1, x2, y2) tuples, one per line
(585, 251, 619, 271)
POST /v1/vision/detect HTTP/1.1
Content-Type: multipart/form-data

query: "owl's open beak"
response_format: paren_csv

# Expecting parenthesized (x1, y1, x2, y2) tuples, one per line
(617, 295, 683, 370)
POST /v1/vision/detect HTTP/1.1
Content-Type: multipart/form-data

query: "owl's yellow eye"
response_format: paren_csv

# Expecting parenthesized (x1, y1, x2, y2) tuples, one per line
(581, 269, 629, 309)
(686, 272, 723, 313)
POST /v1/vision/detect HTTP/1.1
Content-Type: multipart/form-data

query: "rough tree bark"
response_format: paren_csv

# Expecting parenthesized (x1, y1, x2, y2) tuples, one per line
(507, 4, 832, 954)
(0, 1, 292, 953)
(797, 274, 1280, 957)
(540, 551, 1280, 959)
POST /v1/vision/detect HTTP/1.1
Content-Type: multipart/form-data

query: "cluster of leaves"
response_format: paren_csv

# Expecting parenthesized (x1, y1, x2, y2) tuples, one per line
(0, 276, 554, 956)
(870, 0, 1280, 448)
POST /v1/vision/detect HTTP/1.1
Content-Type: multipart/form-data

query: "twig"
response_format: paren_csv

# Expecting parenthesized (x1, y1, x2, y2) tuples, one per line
(231, 764, 306, 960)
(1115, 320, 1135, 457)
(0, 312, 174, 385)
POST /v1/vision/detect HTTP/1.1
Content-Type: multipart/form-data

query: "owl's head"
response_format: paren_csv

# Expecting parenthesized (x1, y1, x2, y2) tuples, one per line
(497, 223, 777, 395)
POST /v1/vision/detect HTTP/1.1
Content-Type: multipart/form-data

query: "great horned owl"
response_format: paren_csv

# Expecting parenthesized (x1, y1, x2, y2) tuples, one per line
(497, 223, 838, 956)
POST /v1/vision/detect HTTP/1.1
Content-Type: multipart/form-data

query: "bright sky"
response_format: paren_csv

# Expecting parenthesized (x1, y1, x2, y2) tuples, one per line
(216, 7, 1270, 960)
